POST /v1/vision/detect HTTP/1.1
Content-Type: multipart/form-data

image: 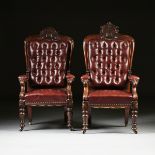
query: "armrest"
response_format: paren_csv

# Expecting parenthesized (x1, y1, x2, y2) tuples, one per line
(18, 75, 28, 98)
(66, 73, 75, 84)
(18, 75, 28, 82)
(81, 74, 90, 101)
(128, 75, 140, 83)
(66, 73, 75, 99)
(81, 74, 90, 83)
(128, 75, 140, 100)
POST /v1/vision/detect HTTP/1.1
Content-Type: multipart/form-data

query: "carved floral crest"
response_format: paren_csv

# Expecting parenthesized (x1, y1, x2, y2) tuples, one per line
(40, 27, 59, 40)
(100, 22, 119, 39)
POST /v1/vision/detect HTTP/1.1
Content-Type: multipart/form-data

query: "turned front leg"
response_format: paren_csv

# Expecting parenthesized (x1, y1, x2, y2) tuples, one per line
(66, 99, 73, 130)
(27, 106, 32, 125)
(19, 100, 25, 131)
(124, 107, 130, 126)
(82, 101, 89, 134)
(131, 101, 138, 134)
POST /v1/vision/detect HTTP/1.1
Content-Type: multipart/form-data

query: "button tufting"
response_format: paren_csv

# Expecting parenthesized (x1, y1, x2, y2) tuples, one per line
(88, 39, 129, 87)
(28, 41, 68, 86)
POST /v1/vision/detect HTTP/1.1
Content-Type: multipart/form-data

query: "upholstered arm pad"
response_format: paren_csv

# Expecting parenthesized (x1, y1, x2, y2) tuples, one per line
(81, 74, 90, 83)
(128, 75, 140, 83)
(66, 73, 75, 83)
(81, 74, 90, 101)
(128, 75, 140, 100)
(18, 75, 28, 82)
(18, 75, 28, 98)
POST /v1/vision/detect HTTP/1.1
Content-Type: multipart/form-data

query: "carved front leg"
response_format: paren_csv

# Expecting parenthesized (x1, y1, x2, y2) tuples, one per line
(27, 106, 32, 125)
(66, 99, 73, 130)
(81, 74, 90, 134)
(82, 100, 89, 134)
(19, 99, 25, 131)
(18, 75, 28, 131)
(128, 75, 139, 134)
(131, 101, 138, 134)
(66, 73, 75, 130)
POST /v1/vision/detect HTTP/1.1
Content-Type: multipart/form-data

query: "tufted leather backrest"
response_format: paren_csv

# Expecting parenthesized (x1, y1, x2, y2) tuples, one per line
(83, 22, 135, 88)
(25, 27, 73, 88)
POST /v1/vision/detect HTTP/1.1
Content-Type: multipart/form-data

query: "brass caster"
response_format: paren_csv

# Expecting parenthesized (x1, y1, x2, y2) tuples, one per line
(29, 122, 32, 125)
(83, 130, 86, 134)
(133, 130, 138, 134)
(132, 127, 138, 134)
(69, 126, 73, 131)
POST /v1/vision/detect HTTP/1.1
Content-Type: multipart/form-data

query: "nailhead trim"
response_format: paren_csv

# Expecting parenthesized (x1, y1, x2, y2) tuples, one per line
(26, 101, 67, 106)
(90, 103, 131, 108)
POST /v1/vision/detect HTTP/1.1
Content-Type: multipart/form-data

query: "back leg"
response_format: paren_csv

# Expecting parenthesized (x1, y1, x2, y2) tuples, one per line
(27, 106, 32, 125)
(124, 107, 130, 126)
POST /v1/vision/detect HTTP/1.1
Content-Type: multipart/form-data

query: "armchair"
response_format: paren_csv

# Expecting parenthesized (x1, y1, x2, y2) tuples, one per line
(81, 22, 140, 134)
(18, 27, 75, 131)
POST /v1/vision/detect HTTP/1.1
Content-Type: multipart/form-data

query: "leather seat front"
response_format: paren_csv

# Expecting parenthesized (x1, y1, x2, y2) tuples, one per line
(88, 90, 132, 104)
(25, 89, 67, 105)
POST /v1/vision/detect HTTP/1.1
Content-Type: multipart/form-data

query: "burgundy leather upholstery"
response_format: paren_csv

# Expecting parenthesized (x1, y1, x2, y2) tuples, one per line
(89, 90, 132, 104)
(25, 89, 67, 105)
(88, 39, 131, 88)
(25, 39, 69, 87)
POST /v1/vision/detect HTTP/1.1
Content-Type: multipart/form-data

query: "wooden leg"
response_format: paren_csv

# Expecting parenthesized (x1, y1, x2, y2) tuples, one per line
(82, 101, 89, 134)
(64, 106, 67, 124)
(67, 100, 73, 130)
(27, 106, 32, 125)
(131, 101, 138, 134)
(124, 107, 129, 126)
(88, 107, 92, 126)
(19, 100, 25, 131)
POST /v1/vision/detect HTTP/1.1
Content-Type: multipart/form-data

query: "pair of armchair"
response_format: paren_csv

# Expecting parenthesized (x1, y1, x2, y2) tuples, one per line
(18, 22, 140, 134)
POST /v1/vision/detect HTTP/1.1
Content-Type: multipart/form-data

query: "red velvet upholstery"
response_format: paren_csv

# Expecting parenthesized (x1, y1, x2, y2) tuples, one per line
(81, 22, 140, 134)
(18, 27, 74, 131)
(25, 89, 67, 105)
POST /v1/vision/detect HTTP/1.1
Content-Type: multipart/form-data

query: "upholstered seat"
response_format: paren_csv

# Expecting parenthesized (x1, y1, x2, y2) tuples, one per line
(18, 27, 74, 131)
(89, 90, 132, 105)
(81, 22, 140, 134)
(25, 89, 67, 105)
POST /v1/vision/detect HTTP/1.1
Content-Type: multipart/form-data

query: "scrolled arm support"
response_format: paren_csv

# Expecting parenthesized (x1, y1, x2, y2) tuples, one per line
(66, 73, 75, 99)
(128, 75, 140, 100)
(81, 74, 90, 101)
(18, 75, 28, 99)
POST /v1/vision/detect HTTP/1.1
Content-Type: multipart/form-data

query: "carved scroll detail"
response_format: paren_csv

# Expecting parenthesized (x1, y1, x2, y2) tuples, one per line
(40, 27, 58, 40)
(100, 22, 119, 39)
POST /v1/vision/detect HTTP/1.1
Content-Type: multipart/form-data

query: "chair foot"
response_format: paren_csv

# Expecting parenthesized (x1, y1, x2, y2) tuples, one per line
(28, 122, 32, 125)
(69, 126, 74, 131)
(82, 101, 89, 134)
(83, 129, 86, 134)
(19, 127, 24, 131)
(132, 128, 138, 134)
(19, 103, 25, 132)
(125, 122, 128, 127)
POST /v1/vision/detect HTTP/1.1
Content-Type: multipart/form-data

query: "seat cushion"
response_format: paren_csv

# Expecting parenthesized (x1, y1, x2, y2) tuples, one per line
(25, 89, 67, 105)
(88, 90, 132, 104)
